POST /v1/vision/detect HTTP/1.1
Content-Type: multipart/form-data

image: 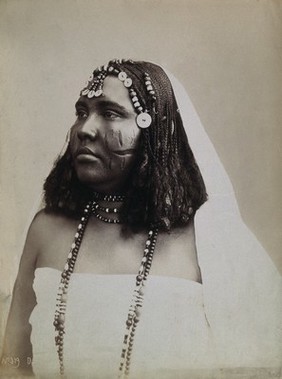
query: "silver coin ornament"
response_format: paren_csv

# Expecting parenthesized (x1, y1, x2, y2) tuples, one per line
(124, 78, 132, 88)
(136, 112, 152, 129)
(95, 89, 103, 97)
(88, 90, 95, 99)
(118, 71, 127, 81)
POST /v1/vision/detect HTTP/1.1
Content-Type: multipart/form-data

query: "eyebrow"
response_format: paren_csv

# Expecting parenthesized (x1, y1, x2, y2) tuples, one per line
(75, 98, 133, 116)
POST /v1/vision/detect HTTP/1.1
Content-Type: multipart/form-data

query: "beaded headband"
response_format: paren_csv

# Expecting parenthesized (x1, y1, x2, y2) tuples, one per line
(80, 59, 155, 129)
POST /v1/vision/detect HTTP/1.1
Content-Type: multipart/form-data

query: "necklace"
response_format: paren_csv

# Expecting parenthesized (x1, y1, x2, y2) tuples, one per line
(92, 200, 121, 224)
(91, 192, 123, 224)
(93, 201, 120, 214)
(92, 191, 125, 202)
(54, 200, 158, 377)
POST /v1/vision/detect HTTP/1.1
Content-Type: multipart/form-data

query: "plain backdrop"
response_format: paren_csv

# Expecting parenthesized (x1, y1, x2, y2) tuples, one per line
(0, 0, 281, 341)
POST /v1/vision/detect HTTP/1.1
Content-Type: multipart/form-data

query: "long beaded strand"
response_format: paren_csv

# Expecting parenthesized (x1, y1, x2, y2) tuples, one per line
(53, 202, 92, 375)
(119, 229, 158, 378)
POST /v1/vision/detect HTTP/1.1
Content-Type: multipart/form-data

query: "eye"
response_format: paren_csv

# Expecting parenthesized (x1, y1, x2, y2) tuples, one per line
(76, 109, 88, 119)
(103, 110, 121, 120)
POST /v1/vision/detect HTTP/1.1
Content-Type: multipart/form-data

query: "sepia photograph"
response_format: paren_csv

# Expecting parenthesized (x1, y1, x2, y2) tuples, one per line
(0, 1, 281, 378)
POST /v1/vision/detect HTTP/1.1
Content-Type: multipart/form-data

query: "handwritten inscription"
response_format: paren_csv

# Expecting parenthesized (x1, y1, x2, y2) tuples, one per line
(1, 356, 32, 368)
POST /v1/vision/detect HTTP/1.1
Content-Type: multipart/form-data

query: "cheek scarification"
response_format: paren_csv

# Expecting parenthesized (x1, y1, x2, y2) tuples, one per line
(104, 130, 120, 151)
(105, 129, 138, 153)
(107, 157, 113, 170)
(107, 155, 132, 172)
(120, 157, 126, 171)
(118, 130, 123, 147)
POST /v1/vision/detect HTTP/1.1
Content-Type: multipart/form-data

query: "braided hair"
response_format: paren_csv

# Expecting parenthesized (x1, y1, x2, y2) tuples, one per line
(44, 60, 207, 231)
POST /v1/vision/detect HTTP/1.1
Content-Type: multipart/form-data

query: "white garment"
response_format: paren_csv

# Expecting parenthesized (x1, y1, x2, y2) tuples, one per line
(30, 268, 215, 378)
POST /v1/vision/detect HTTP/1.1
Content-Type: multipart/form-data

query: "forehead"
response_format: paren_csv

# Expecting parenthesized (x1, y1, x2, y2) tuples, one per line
(103, 75, 131, 103)
(78, 75, 135, 111)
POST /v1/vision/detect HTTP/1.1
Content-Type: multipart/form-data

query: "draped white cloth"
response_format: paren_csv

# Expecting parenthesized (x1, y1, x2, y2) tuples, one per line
(167, 71, 282, 368)
(29, 69, 281, 377)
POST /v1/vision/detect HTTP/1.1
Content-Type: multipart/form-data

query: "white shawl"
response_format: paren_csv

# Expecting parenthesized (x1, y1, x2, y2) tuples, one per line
(168, 71, 281, 368)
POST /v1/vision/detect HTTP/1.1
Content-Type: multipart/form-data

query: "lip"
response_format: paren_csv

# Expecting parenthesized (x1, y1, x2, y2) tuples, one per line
(75, 147, 100, 162)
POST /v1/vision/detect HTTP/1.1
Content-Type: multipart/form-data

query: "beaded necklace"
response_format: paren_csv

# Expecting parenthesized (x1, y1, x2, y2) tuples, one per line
(53, 196, 158, 378)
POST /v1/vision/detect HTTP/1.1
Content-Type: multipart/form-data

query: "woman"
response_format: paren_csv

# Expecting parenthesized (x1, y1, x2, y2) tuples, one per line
(1, 59, 281, 378)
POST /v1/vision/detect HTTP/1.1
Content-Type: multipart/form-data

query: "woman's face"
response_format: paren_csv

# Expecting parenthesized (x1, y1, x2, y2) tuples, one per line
(70, 76, 141, 193)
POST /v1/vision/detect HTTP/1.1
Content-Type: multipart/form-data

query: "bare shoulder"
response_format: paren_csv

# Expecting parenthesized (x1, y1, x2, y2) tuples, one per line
(32, 209, 78, 269)
(158, 221, 195, 246)
(19, 209, 75, 269)
(151, 221, 201, 281)
(31, 209, 76, 243)
(31, 208, 74, 233)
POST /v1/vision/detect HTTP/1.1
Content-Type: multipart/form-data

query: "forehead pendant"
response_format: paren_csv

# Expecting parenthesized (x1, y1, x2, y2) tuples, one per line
(81, 69, 106, 99)
(80, 59, 154, 129)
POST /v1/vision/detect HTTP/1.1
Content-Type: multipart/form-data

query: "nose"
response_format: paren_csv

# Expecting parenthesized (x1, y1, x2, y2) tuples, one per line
(77, 114, 99, 142)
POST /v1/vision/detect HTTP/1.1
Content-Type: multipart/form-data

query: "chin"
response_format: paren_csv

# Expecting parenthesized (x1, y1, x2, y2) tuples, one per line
(74, 164, 129, 193)
(75, 167, 100, 186)
(75, 170, 110, 193)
